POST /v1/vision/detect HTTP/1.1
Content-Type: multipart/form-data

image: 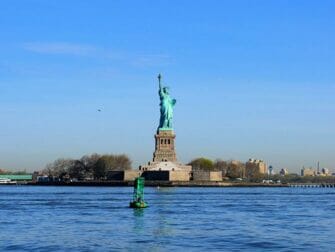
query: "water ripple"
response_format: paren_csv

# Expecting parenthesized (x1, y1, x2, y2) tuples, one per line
(0, 186, 335, 251)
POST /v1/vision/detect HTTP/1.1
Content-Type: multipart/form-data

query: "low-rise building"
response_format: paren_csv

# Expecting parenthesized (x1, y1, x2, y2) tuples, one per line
(279, 168, 289, 176)
(301, 167, 315, 176)
(192, 171, 222, 181)
(245, 158, 267, 177)
(0, 174, 33, 181)
(107, 170, 142, 181)
(141, 170, 190, 181)
(321, 168, 330, 176)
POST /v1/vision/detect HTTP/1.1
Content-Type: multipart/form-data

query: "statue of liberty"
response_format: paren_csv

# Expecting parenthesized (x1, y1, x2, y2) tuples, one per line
(157, 74, 176, 130)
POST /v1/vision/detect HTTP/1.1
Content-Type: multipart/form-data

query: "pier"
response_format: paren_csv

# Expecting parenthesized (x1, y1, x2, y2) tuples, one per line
(288, 183, 335, 188)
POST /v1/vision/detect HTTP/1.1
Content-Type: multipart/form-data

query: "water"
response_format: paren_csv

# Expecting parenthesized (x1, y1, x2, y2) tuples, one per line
(1, 186, 335, 251)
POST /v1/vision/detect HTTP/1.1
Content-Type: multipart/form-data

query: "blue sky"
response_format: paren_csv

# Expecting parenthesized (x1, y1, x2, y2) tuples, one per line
(0, 0, 334, 172)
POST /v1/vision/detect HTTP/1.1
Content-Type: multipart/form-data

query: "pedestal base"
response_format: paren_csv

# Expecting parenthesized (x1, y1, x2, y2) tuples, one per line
(153, 130, 177, 162)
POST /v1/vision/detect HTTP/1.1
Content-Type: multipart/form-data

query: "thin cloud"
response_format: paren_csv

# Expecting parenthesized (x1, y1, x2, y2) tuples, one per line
(22, 42, 98, 56)
(131, 54, 172, 67)
(22, 42, 172, 66)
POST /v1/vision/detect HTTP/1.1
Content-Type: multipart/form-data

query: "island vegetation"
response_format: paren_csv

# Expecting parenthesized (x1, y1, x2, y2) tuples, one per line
(41, 153, 131, 181)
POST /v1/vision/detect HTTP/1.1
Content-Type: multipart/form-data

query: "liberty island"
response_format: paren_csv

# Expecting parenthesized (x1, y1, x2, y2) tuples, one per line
(7, 74, 334, 186)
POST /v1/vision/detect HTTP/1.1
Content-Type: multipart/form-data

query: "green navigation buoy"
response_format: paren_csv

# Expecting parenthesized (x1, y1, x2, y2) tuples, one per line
(129, 177, 148, 208)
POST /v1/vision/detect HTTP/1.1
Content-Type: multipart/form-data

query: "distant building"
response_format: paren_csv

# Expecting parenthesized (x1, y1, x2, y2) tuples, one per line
(321, 168, 330, 176)
(192, 171, 222, 181)
(107, 170, 142, 181)
(301, 167, 315, 176)
(245, 158, 267, 177)
(37, 175, 50, 183)
(279, 168, 289, 176)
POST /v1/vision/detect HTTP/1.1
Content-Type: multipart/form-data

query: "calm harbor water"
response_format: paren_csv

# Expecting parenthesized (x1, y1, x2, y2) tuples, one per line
(1, 186, 335, 251)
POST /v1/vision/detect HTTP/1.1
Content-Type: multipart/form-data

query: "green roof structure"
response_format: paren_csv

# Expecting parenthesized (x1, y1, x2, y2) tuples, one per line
(0, 174, 32, 181)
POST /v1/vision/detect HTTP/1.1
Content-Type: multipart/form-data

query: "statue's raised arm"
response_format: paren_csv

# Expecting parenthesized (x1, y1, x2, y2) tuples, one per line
(158, 73, 163, 97)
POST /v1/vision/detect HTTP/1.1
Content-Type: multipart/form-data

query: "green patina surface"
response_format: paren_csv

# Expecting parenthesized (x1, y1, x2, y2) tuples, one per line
(0, 174, 32, 181)
(158, 74, 176, 131)
(158, 128, 174, 132)
(130, 177, 147, 208)
(133, 177, 145, 201)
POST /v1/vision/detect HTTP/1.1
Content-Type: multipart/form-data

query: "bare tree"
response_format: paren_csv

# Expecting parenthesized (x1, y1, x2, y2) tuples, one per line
(93, 154, 132, 179)
(214, 159, 228, 175)
(68, 160, 86, 180)
(80, 153, 101, 179)
(43, 153, 132, 181)
(226, 160, 245, 179)
(43, 158, 75, 178)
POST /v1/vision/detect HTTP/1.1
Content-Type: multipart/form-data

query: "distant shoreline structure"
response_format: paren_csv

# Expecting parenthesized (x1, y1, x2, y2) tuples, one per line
(27, 181, 287, 187)
(2, 179, 335, 188)
(20, 181, 335, 188)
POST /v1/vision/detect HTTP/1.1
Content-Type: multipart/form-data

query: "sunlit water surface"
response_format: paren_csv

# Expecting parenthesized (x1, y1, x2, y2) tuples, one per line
(1, 186, 335, 251)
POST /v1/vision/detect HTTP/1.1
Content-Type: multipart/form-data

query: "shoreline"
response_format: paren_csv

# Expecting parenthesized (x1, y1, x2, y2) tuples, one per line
(23, 181, 289, 187)
(2, 181, 334, 187)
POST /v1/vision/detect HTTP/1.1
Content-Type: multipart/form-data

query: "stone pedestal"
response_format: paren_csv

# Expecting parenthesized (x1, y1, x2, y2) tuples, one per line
(140, 161, 192, 172)
(153, 130, 176, 162)
(139, 129, 192, 181)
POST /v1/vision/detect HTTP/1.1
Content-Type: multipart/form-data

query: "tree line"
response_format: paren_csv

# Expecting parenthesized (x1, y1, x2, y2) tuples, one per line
(42, 155, 334, 183)
(43, 155, 249, 180)
(188, 157, 245, 179)
(42, 153, 131, 180)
